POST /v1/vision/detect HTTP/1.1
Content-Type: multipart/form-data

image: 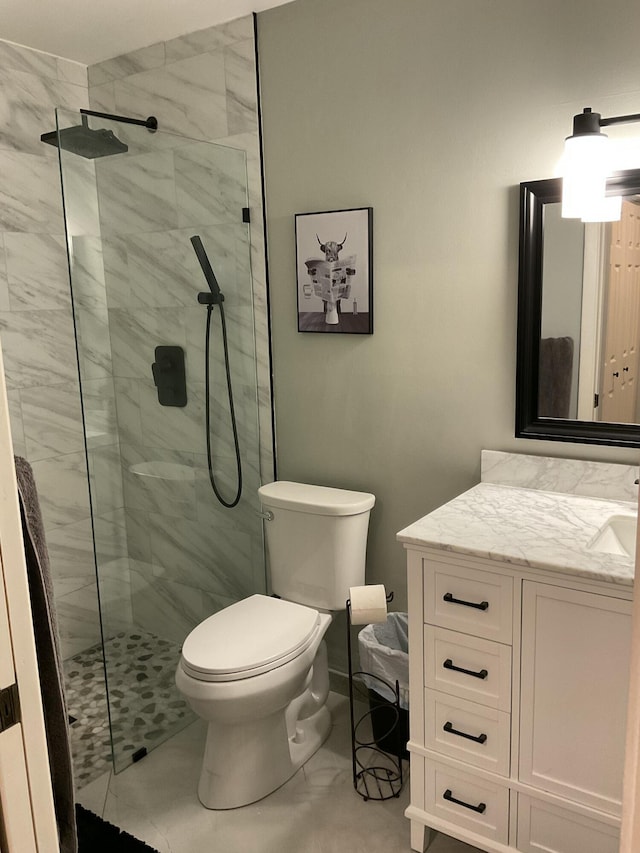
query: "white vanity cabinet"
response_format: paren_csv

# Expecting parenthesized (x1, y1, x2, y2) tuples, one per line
(404, 548, 632, 853)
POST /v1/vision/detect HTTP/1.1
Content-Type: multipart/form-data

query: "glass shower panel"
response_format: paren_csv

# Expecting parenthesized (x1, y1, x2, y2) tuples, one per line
(55, 108, 266, 772)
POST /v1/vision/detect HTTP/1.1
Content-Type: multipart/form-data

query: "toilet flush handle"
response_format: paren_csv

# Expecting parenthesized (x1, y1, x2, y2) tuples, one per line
(257, 509, 274, 521)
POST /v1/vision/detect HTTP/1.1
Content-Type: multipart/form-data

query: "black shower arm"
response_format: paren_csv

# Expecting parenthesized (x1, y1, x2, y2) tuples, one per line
(80, 109, 158, 131)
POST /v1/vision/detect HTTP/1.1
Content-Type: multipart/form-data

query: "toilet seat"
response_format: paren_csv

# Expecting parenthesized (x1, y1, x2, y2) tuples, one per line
(180, 594, 322, 682)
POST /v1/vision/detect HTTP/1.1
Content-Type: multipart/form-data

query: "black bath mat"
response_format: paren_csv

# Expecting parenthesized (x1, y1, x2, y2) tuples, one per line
(76, 804, 160, 852)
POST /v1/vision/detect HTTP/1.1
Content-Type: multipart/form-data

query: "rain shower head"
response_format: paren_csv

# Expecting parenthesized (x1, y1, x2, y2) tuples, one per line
(41, 115, 128, 159)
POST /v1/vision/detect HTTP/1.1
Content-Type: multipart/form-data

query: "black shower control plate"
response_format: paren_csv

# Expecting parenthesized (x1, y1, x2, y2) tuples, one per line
(152, 345, 187, 407)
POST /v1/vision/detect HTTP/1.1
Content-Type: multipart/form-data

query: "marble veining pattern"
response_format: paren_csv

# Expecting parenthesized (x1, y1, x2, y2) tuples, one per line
(0, 149, 65, 233)
(56, 582, 102, 659)
(88, 445, 125, 517)
(88, 42, 166, 88)
(20, 382, 85, 460)
(0, 24, 272, 767)
(481, 449, 639, 502)
(0, 308, 78, 389)
(112, 51, 228, 141)
(174, 141, 248, 228)
(0, 40, 86, 85)
(87, 14, 274, 501)
(32, 451, 92, 530)
(4, 233, 71, 311)
(0, 64, 88, 156)
(164, 16, 254, 63)
(224, 39, 257, 136)
(398, 481, 636, 585)
(0, 40, 59, 79)
(0, 39, 103, 687)
(95, 150, 179, 236)
(0, 234, 8, 310)
(129, 568, 209, 645)
(47, 517, 97, 584)
(0, 13, 271, 689)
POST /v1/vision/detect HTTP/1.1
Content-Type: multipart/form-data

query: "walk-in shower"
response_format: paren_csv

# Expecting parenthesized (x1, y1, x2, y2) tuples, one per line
(48, 107, 267, 782)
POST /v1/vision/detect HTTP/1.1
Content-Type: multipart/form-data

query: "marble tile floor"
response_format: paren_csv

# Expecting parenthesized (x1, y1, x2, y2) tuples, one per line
(64, 630, 193, 786)
(77, 692, 483, 853)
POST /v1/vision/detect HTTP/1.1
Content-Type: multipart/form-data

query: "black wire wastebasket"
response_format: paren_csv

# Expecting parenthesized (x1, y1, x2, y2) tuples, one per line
(346, 595, 408, 801)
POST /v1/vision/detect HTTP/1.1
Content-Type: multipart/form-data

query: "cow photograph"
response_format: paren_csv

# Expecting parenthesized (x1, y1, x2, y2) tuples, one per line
(295, 207, 373, 334)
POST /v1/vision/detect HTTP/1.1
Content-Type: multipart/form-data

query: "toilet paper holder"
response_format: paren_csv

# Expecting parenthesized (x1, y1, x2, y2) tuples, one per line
(346, 591, 406, 802)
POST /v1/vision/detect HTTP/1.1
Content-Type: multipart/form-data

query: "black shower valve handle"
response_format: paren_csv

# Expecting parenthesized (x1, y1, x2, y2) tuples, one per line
(152, 346, 187, 407)
(151, 359, 172, 383)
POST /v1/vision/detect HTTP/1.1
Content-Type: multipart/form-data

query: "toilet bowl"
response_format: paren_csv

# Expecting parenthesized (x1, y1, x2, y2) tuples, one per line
(175, 481, 375, 810)
(176, 594, 332, 809)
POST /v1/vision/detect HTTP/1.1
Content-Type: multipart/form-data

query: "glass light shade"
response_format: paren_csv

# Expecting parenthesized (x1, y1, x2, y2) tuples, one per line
(581, 193, 622, 222)
(561, 133, 611, 218)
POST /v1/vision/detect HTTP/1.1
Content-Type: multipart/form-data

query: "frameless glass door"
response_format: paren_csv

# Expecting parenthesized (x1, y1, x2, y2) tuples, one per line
(55, 107, 266, 772)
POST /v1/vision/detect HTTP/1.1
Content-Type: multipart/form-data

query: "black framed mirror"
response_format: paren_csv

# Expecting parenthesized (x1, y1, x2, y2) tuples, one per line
(516, 168, 640, 447)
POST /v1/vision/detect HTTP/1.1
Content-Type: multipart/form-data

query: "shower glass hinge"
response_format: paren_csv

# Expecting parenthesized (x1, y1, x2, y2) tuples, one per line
(0, 683, 20, 732)
(242, 207, 251, 223)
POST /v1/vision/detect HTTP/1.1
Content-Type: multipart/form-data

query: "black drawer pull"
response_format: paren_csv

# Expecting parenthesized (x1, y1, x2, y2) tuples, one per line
(443, 658, 488, 680)
(443, 788, 487, 814)
(443, 721, 488, 744)
(443, 592, 489, 611)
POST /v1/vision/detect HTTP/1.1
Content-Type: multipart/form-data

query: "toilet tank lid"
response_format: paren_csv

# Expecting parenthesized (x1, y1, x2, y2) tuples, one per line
(258, 481, 375, 516)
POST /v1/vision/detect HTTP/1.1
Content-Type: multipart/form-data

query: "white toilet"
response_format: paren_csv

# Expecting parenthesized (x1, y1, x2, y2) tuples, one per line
(175, 480, 375, 809)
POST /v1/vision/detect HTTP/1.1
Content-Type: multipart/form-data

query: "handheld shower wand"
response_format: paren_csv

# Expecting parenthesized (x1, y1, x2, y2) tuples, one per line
(191, 235, 242, 509)
(191, 236, 224, 303)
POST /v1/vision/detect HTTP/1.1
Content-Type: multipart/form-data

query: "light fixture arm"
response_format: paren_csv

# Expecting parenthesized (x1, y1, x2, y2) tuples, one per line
(571, 106, 640, 137)
(600, 112, 640, 128)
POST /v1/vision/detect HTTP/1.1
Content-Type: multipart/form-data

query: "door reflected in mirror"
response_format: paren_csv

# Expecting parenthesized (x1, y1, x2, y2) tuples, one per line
(516, 169, 640, 446)
(541, 199, 640, 425)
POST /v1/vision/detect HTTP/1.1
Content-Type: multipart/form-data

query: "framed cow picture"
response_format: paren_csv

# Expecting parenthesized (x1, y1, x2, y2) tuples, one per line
(295, 207, 373, 334)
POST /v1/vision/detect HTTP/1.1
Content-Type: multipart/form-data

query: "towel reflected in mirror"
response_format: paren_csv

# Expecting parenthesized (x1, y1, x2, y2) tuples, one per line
(538, 336, 574, 419)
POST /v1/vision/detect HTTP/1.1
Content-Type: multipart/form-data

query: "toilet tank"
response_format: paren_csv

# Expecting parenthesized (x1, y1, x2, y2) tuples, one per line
(258, 481, 375, 611)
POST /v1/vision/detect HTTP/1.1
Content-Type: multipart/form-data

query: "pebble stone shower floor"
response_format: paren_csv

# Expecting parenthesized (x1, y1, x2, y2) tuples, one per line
(63, 631, 193, 787)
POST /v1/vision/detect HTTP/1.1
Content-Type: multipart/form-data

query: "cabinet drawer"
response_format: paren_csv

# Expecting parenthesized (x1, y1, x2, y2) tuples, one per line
(425, 560, 513, 644)
(425, 625, 512, 711)
(425, 759, 509, 844)
(517, 794, 619, 853)
(425, 690, 510, 776)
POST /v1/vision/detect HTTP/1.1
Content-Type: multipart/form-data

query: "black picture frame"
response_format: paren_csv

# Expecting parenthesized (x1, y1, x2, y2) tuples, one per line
(295, 207, 373, 334)
(516, 169, 640, 447)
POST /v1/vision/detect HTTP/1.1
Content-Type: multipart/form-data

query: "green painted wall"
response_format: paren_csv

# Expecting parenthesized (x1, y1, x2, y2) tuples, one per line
(257, 0, 640, 671)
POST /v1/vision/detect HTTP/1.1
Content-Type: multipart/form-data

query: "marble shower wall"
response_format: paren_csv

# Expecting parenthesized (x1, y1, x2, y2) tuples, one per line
(88, 14, 272, 482)
(0, 40, 109, 659)
(86, 15, 273, 643)
(0, 15, 273, 658)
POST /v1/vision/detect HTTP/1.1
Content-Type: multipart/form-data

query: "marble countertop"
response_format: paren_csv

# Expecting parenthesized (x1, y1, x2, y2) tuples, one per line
(397, 483, 637, 587)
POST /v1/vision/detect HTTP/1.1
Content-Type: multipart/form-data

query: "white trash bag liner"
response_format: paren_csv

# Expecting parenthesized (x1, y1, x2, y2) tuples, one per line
(357, 612, 409, 709)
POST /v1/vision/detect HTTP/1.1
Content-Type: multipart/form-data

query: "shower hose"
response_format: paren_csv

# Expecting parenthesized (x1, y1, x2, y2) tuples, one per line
(205, 301, 242, 508)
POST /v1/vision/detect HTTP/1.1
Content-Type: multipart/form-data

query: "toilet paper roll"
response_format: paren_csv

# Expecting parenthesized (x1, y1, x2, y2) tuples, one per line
(349, 584, 388, 625)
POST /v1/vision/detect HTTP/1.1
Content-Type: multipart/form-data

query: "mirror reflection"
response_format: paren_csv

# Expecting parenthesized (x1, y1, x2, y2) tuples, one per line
(540, 198, 640, 424)
(516, 169, 640, 447)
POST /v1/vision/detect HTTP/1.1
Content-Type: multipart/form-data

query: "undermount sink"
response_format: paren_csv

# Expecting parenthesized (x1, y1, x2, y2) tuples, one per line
(588, 514, 637, 559)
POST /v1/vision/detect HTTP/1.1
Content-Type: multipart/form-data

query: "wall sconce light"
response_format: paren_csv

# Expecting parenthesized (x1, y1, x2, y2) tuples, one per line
(562, 106, 640, 221)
